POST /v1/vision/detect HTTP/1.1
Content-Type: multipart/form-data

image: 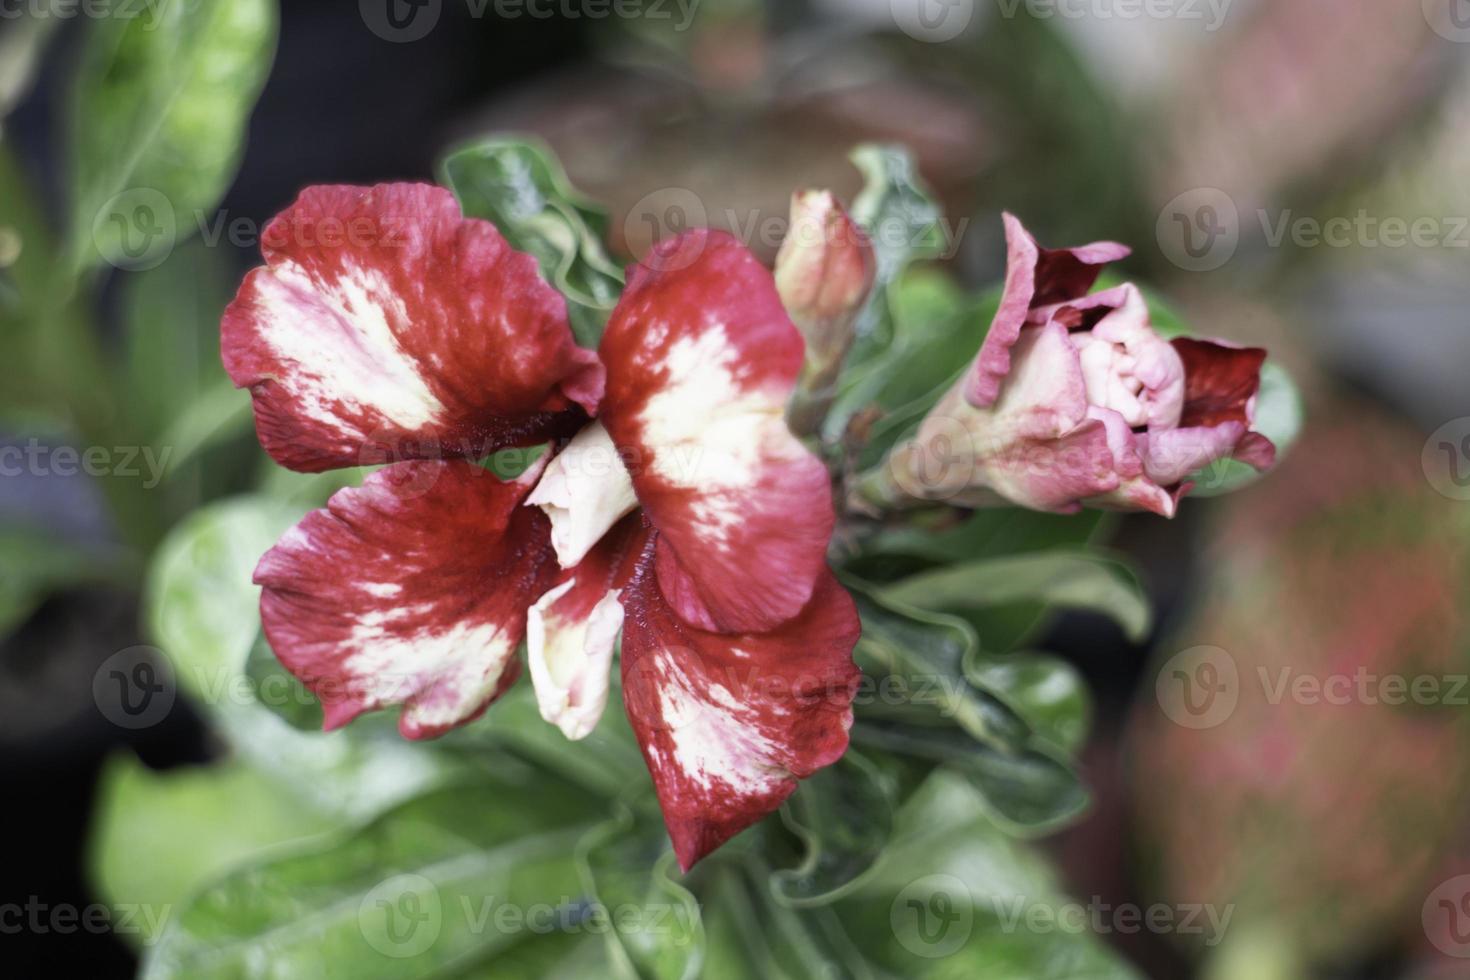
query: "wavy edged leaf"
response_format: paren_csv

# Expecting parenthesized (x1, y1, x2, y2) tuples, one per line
(845, 581, 1089, 835)
(141, 778, 596, 980)
(966, 653, 1091, 756)
(441, 137, 624, 346)
(880, 550, 1152, 645)
(576, 806, 704, 980)
(69, 0, 278, 272)
(770, 750, 896, 908)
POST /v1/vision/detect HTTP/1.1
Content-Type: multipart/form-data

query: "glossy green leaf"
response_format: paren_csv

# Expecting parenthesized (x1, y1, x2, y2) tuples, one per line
(576, 807, 704, 980)
(69, 0, 277, 272)
(966, 654, 1091, 756)
(830, 770, 1142, 979)
(441, 138, 624, 346)
(771, 751, 896, 908)
(846, 583, 1089, 834)
(880, 551, 1151, 644)
(851, 724, 1087, 837)
(142, 778, 597, 980)
(88, 751, 336, 946)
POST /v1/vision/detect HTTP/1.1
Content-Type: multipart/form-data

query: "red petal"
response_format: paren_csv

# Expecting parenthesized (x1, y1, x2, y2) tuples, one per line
(223, 183, 604, 472)
(619, 538, 862, 871)
(254, 459, 558, 739)
(1172, 337, 1267, 428)
(599, 229, 835, 633)
(966, 213, 1130, 408)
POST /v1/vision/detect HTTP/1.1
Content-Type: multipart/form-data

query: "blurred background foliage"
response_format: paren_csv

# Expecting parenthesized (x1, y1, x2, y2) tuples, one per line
(1, 0, 1467, 977)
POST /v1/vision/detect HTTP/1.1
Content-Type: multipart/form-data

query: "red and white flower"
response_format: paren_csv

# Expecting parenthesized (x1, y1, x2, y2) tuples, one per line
(866, 214, 1277, 517)
(224, 184, 861, 870)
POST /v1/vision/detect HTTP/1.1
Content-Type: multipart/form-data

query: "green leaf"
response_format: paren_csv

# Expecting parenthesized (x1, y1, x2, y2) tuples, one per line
(87, 751, 336, 947)
(880, 550, 1151, 645)
(0, 3, 59, 124)
(822, 145, 948, 443)
(69, 0, 277, 273)
(122, 239, 247, 450)
(771, 751, 896, 908)
(846, 583, 1089, 834)
(830, 770, 1143, 979)
(966, 654, 1091, 756)
(441, 138, 624, 346)
(700, 865, 879, 980)
(576, 807, 704, 980)
(851, 724, 1087, 837)
(141, 778, 597, 980)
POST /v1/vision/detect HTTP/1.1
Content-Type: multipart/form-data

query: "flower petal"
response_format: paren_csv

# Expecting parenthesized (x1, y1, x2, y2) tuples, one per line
(254, 459, 558, 739)
(600, 229, 835, 633)
(618, 538, 862, 871)
(965, 213, 1130, 408)
(1172, 337, 1268, 428)
(223, 183, 604, 472)
(526, 516, 646, 740)
(525, 421, 639, 569)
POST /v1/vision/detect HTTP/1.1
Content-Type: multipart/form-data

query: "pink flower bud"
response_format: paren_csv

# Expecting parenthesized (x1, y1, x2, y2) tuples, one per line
(860, 214, 1276, 517)
(774, 190, 875, 433)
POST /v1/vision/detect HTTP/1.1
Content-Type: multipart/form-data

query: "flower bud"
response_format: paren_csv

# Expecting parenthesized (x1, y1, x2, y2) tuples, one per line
(856, 214, 1275, 518)
(774, 190, 875, 434)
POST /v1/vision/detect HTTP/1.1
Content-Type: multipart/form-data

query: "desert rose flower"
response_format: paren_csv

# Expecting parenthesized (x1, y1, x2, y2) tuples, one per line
(859, 214, 1276, 517)
(774, 190, 876, 435)
(223, 184, 860, 870)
